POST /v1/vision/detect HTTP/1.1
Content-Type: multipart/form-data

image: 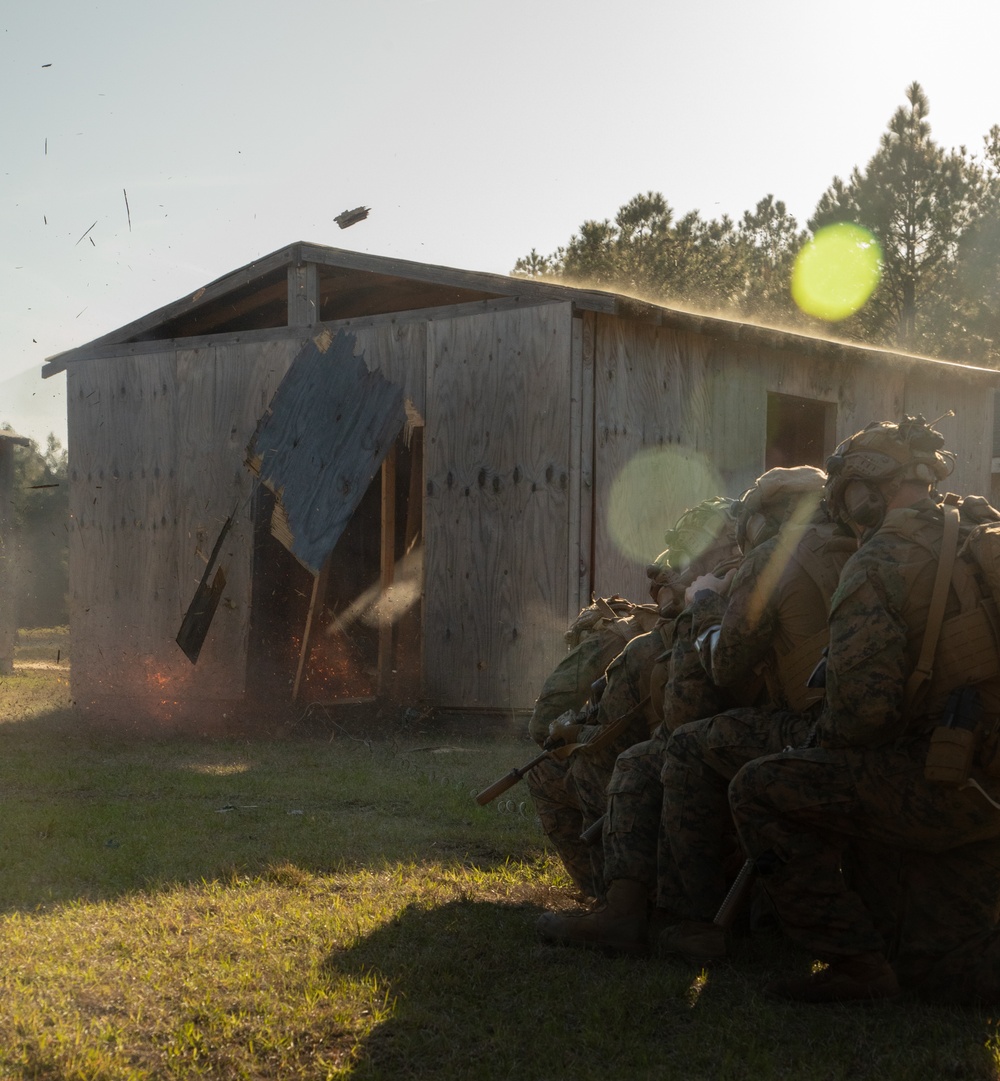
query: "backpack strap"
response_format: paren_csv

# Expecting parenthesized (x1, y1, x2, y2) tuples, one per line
(905, 503, 961, 707)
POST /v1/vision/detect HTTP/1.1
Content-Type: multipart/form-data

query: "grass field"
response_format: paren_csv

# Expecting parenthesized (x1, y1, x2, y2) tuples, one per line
(0, 631, 998, 1079)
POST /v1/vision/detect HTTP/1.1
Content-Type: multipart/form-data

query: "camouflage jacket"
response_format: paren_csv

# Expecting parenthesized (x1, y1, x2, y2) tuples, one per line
(816, 499, 993, 749)
(690, 517, 854, 710)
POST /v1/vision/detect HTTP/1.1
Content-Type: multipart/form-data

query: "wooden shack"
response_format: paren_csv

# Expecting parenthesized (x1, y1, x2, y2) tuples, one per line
(42, 242, 1000, 727)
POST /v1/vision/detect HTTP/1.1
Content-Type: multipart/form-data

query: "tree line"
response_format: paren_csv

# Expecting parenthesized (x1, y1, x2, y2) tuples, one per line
(3, 433, 68, 628)
(514, 82, 1000, 367)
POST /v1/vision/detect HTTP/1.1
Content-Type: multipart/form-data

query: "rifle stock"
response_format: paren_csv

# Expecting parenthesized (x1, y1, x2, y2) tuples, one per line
(474, 751, 548, 806)
(473, 695, 651, 808)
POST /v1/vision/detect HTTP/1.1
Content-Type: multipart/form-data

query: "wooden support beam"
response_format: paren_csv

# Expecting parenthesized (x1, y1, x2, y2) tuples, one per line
(378, 446, 397, 696)
(288, 262, 320, 327)
(292, 555, 331, 702)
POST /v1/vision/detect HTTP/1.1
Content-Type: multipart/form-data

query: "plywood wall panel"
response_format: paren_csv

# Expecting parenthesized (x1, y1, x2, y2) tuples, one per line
(424, 303, 574, 709)
(351, 321, 427, 421)
(592, 318, 718, 600)
(67, 340, 301, 712)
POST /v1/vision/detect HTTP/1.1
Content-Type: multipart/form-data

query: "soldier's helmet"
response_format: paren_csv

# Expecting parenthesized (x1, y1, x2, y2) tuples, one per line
(825, 415, 955, 529)
(734, 465, 827, 553)
(648, 496, 737, 578)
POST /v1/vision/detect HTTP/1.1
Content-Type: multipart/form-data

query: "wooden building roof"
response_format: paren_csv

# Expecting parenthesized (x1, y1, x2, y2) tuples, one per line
(42, 240, 999, 381)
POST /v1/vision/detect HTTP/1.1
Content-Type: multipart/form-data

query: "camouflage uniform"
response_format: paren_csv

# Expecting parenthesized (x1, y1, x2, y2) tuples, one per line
(584, 475, 829, 905)
(527, 498, 739, 897)
(603, 591, 733, 892)
(658, 514, 854, 920)
(730, 497, 1000, 1001)
(526, 626, 671, 896)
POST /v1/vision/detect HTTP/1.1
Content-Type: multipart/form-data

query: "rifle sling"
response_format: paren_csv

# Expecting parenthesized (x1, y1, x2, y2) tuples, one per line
(565, 695, 651, 759)
(904, 503, 961, 708)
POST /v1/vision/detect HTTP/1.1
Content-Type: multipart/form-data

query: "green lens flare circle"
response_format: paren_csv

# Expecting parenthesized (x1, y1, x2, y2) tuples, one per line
(606, 448, 723, 566)
(791, 223, 882, 322)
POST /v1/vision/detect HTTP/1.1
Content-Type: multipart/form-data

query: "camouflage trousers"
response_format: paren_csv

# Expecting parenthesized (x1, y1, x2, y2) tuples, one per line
(729, 740, 1000, 1003)
(658, 707, 812, 920)
(526, 632, 661, 896)
(603, 735, 668, 892)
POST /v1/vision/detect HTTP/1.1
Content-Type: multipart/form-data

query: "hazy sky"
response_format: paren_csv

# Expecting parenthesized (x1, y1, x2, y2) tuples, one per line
(4, 0, 1000, 445)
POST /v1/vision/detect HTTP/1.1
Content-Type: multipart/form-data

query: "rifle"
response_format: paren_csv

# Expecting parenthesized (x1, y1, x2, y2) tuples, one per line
(713, 857, 755, 930)
(474, 695, 651, 807)
(580, 814, 605, 845)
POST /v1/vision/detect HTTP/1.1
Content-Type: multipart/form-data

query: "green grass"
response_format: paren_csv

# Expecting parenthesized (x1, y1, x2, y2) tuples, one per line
(0, 643, 998, 1079)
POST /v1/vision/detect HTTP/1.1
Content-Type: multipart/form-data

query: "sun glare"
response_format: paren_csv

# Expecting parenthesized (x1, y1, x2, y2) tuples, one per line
(791, 222, 882, 321)
(607, 447, 723, 565)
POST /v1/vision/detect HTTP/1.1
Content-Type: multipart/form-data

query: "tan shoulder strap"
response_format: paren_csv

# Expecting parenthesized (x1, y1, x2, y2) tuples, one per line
(905, 504, 961, 707)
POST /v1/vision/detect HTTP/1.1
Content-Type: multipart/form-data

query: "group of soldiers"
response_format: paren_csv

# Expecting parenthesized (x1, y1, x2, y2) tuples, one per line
(521, 415, 1000, 1004)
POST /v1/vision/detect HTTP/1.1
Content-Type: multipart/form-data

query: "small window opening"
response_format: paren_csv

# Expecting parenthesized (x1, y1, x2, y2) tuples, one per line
(765, 393, 836, 470)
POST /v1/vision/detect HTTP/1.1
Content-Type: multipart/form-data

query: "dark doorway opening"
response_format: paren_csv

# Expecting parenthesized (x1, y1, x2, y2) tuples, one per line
(765, 393, 836, 470)
(247, 428, 423, 707)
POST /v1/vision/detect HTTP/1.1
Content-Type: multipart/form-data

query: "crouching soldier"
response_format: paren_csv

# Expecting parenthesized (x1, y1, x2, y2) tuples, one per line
(729, 417, 1000, 1003)
(536, 466, 838, 951)
(526, 498, 738, 900)
(655, 466, 856, 962)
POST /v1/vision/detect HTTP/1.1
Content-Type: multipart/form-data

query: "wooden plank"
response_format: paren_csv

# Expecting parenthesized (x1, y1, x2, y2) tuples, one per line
(378, 447, 397, 694)
(423, 302, 574, 709)
(567, 314, 584, 622)
(288, 262, 320, 327)
(292, 558, 331, 702)
(704, 336, 764, 497)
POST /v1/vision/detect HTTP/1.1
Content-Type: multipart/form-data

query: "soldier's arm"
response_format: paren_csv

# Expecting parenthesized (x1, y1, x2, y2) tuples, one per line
(704, 544, 780, 689)
(814, 561, 908, 747)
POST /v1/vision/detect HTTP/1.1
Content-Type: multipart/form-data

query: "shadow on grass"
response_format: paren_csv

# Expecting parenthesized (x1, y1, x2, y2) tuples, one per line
(323, 898, 1000, 1081)
(0, 704, 544, 915)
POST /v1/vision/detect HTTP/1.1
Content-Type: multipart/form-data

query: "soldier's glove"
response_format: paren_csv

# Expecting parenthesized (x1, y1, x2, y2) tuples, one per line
(544, 723, 596, 751)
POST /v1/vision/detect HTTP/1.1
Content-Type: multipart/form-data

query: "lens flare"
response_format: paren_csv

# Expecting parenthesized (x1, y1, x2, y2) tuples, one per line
(607, 448, 724, 565)
(791, 223, 882, 322)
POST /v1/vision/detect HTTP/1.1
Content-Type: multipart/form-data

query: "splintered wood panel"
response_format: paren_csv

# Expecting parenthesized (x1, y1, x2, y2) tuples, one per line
(174, 340, 300, 691)
(247, 332, 406, 575)
(67, 341, 300, 710)
(592, 317, 717, 600)
(424, 303, 575, 709)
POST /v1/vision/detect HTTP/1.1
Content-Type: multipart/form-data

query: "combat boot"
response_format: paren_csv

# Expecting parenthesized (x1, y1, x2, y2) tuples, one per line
(765, 952, 900, 1003)
(536, 879, 648, 955)
(656, 920, 728, 964)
